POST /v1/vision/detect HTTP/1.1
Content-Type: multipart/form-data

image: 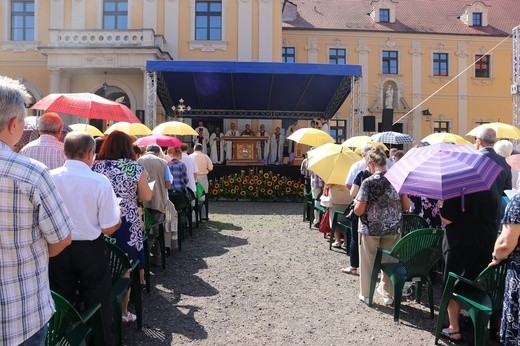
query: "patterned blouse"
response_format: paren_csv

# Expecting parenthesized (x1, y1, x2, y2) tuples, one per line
(356, 172, 403, 236)
(500, 193, 520, 345)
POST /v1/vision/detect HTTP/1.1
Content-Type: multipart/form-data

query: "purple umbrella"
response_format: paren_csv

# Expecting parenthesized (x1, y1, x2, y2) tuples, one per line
(385, 143, 502, 204)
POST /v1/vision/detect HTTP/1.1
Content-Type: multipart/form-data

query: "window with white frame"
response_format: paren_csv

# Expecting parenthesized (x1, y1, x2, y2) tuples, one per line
(329, 48, 346, 65)
(379, 9, 390, 23)
(433, 53, 449, 76)
(382, 50, 398, 74)
(11, 0, 34, 41)
(195, 0, 222, 40)
(475, 54, 490, 78)
(473, 12, 482, 26)
(282, 47, 295, 63)
(103, 0, 128, 29)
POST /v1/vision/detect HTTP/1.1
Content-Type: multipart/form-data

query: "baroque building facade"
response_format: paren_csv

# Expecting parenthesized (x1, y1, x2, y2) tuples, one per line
(0, 0, 519, 140)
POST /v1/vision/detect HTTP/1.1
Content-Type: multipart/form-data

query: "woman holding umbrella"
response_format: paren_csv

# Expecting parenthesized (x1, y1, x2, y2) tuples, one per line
(354, 147, 409, 305)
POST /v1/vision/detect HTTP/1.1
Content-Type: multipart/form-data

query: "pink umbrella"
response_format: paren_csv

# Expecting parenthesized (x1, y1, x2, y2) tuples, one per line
(31, 93, 140, 123)
(134, 134, 182, 148)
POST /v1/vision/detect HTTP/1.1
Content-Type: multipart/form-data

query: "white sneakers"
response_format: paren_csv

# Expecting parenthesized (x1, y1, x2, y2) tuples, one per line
(122, 311, 137, 323)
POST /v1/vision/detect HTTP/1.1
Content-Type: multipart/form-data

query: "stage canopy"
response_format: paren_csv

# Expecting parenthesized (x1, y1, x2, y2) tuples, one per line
(146, 60, 362, 120)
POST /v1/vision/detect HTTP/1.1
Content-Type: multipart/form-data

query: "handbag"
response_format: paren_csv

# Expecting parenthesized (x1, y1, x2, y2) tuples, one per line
(319, 209, 331, 234)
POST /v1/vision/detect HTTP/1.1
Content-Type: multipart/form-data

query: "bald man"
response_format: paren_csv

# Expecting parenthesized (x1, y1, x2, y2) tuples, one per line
(20, 112, 66, 169)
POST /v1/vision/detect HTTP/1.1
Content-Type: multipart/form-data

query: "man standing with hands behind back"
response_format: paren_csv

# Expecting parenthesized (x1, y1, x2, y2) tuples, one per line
(49, 131, 121, 345)
(0, 76, 73, 346)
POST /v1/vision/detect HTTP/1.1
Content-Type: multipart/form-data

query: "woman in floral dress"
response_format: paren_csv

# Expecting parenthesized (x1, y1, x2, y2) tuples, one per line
(93, 130, 153, 323)
(490, 192, 520, 345)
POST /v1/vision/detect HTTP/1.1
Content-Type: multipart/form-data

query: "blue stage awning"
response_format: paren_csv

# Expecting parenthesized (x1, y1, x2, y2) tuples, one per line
(146, 60, 362, 119)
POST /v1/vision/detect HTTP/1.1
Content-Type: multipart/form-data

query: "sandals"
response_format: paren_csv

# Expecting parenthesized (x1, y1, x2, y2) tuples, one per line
(440, 328, 463, 343)
(341, 267, 359, 275)
(122, 311, 137, 323)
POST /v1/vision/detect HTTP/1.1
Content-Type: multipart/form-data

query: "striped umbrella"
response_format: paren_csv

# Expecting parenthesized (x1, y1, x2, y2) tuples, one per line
(370, 131, 414, 145)
(385, 143, 503, 202)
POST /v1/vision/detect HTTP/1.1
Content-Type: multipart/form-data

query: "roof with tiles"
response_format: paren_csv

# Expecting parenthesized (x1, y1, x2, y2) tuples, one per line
(282, 0, 520, 36)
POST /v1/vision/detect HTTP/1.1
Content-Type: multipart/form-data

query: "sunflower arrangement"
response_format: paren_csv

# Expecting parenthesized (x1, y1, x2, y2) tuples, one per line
(209, 168, 304, 202)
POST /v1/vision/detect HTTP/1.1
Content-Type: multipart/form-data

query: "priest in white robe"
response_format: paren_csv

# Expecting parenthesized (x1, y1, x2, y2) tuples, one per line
(209, 127, 225, 164)
(224, 123, 239, 161)
(257, 124, 270, 163)
(193, 121, 210, 154)
(269, 127, 285, 165)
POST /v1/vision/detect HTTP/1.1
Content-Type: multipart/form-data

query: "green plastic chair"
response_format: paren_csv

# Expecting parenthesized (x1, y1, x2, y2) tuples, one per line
(46, 291, 104, 346)
(196, 182, 209, 221)
(169, 190, 191, 250)
(186, 187, 199, 231)
(309, 192, 326, 229)
(104, 239, 142, 346)
(303, 191, 313, 222)
(401, 213, 429, 236)
(434, 261, 508, 346)
(143, 208, 166, 294)
(329, 204, 353, 252)
(368, 228, 444, 322)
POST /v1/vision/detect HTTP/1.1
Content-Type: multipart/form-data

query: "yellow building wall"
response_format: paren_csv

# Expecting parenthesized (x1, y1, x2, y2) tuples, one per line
(282, 29, 513, 137)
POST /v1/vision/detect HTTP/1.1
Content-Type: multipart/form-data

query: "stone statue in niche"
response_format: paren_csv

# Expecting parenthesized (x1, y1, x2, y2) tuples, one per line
(385, 85, 394, 109)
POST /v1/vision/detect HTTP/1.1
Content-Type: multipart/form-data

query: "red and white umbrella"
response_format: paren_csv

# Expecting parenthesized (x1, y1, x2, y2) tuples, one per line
(31, 93, 140, 123)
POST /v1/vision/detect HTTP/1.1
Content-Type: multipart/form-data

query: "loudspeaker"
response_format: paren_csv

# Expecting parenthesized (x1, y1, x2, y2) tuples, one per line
(381, 109, 394, 131)
(136, 109, 145, 123)
(363, 116, 376, 132)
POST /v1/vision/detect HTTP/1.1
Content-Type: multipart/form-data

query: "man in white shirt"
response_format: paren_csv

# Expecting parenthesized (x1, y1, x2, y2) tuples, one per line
(180, 144, 198, 193)
(190, 143, 213, 196)
(320, 117, 330, 134)
(20, 112, 66, 169)
(49, 132, 121, 344)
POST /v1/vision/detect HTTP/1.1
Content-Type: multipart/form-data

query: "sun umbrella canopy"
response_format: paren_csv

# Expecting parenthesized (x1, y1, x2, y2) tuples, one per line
(341, 137, 388, 151)
(385, 143, 503, 201)
(152, 121, 198, 136)
(307, 143, 361, 185)
(31, 93, 140, 123)
(134, 134, 183, 148)
(105, 122, 152, 136)
(287, 128, 334, 147)
(466, 122, 520, 139)
(370, 131, 414, 145)
(342, 135, 371, 148)
(69, 123, 104, 137)
(422, 132, 472, 145)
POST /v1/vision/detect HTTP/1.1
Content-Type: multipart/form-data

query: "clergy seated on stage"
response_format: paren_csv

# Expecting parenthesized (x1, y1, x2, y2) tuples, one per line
(193, 121, 210, 155)
(241, 124, 255, 136)
(224, 123, 239, 161)
(209, 126, 225, 164)
(257, 124, 270, 163)
(269, 127, 285, 165)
